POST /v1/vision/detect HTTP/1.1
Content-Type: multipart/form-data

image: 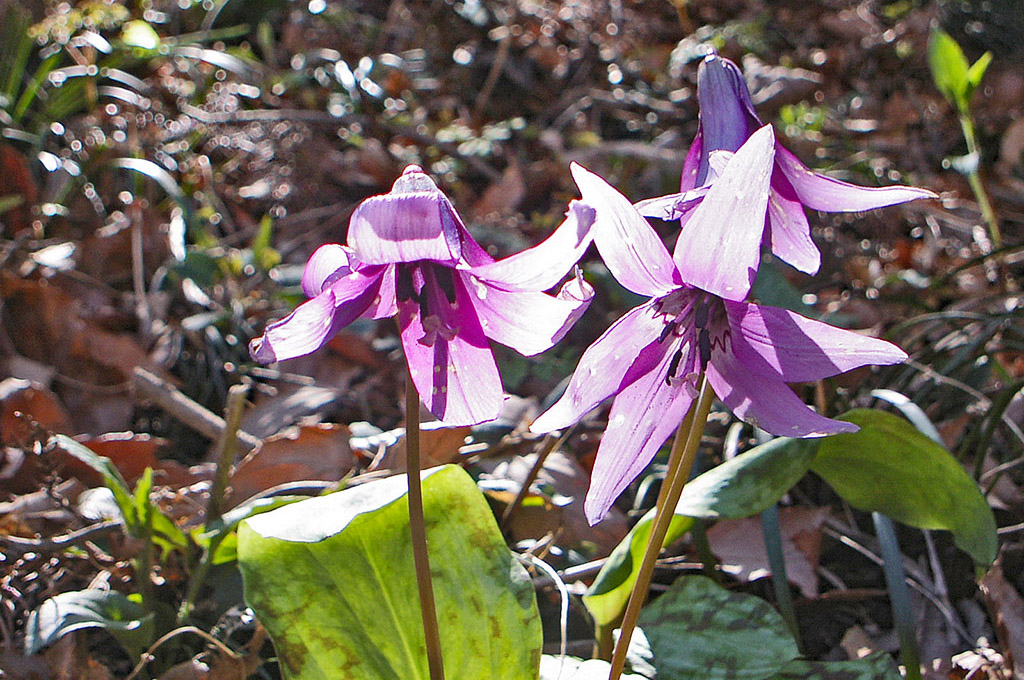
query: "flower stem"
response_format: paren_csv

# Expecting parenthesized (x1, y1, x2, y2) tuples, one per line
(608, 375, 715, 680)
(959, 114, 1001, 250)
(406, 373, 446, 680)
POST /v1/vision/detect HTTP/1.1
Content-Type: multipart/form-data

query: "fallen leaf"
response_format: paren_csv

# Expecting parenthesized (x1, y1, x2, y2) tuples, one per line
(980, 553, 1024, 680)
(226, 423, 355, 507)
(706, 506, 829, 598)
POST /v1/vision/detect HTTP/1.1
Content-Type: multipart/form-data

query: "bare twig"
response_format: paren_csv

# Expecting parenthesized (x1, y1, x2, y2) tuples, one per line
(0, 520, 121, 555)
(131, 367, 261, 451)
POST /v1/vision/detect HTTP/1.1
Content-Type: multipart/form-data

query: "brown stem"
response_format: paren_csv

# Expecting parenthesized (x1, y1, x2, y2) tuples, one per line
(406, 372, 446, 680)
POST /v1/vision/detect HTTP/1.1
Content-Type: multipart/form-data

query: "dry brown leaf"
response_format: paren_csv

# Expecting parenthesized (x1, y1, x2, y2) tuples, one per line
(379, 421, 471, 472)
(471, 161, 525, 220)
(0, 378, 73, 446)
(226, 423, 355, 506)
(980, 553, 1024, 680)
(706, 506, 829, 598)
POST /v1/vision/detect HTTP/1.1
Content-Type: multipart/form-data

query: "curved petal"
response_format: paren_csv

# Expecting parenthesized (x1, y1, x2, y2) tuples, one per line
(767, 180, 820, 275)
(584, 349, 697, 524)
(673, 125, 775, 301)
(363, 264, 399, 319)
(250, 269, 383, 363)
(634, 186, 709, 221)
(775, 145, 937, 213)
(465, 271, 594, 356)
(707, 348, 858, 438)
(302, 244, 352, 297)
(680, 128, 704, 192)
(695, 53, 760, 185)
(399, 273, 502, 426)
(570, 163, 678, 297)
(467, 200, 596, 291)
(530, 299, 669, 434)
(726, 300, 907, 383)
(348, 190, 464, 265)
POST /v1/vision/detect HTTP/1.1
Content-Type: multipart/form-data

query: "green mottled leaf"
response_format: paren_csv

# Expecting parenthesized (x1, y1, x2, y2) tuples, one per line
(813, 409, 997, 567)
(584, 438, 818, 627)
(636, 575, 799, 680)
(771, 653, 901, 680)
(238, 464, 541, 679)
(24, 590, 153, 658)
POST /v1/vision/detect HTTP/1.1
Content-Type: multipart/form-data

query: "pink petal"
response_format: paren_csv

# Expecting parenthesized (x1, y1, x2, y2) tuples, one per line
(570, 162, 678, 297)
(467, 200, 596, 291)
(348, 191, 462, 265)
(707, 348, 859, 438)
(767, 179, 820, 275)
(584, 347, 697, 524)
(633, 186, 709, 221)
(726, 301, 908, 383)
(673, 125, 776, 301)
(775, 145, 937, 213)
(364, 264, 398, 319)
(530, 299, 668, 434)
(250, 269, 383, 363)
(680, 129, 704, 192)
(398, 274, 502, 426)
(301, 244, 352, 297)
(463, 270, 594, 356)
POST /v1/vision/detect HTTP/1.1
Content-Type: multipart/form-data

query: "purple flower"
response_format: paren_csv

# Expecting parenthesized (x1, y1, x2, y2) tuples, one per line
(251, 165, 596, 427)
(532, 135, 908, 524)
(636, 53, 936, 278)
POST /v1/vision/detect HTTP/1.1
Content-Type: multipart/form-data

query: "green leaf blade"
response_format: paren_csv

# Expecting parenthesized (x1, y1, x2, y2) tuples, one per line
(24, 590, 154, 658)
(637, 575, 800, 680)
(812, 409, 997, 567)
(584, 437, 819, 627)
(928, 28, 970, 110)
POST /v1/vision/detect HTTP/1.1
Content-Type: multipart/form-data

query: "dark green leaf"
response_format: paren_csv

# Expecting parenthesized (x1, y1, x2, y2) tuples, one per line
(636, 575, 799, 680)
(24, 590, 153, 658)
(771, 653, 901, 680)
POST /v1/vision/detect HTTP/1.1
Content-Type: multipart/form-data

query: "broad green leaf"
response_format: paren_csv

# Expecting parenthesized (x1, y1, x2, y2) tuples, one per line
(771, 653, 901, 680)
(929, 28, 970, 109)
(584, 438, 818, 626)
(812, 410, 997, 567)
(636, 575, 799, 680)
(24, 589, 154, 658)
(238, 464, 541, 680)
(121, 20, 160, 51)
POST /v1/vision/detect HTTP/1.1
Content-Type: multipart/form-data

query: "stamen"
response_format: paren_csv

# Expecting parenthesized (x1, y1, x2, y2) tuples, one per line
(658, 321, 676, 344)
(665, 348, 684, 386)
(396, 266, 416, 302)
(698, 328, 711, 370)
(433, 266, 458, 305)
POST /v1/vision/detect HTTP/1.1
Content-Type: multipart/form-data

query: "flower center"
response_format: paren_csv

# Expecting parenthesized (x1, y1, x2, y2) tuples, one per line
(396, 263, 461, 346)
(655, 289, 729, 385)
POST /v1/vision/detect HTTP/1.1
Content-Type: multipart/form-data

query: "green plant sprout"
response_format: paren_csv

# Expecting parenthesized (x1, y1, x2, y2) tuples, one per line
(928, 28, 1000, 250)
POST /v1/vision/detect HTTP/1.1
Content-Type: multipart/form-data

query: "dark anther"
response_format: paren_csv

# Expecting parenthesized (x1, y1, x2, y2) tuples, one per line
(658, 321, 676, 344)
(418, 293, 431, 320)
(396, 266, 416, 302)
(434, 266, 458, 305)
(665, 348, 684, 386)
(694, 301, 709, 329)
(698, 328, 712, 370)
